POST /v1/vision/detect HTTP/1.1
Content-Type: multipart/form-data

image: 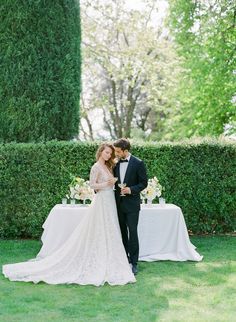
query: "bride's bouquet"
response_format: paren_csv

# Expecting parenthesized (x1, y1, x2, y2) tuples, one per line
(141, 176, 163, 202)
(66, 176, 94, 203)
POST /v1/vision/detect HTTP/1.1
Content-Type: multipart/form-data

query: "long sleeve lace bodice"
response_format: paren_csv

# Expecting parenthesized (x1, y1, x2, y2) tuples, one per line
(89, 163, 113, 191)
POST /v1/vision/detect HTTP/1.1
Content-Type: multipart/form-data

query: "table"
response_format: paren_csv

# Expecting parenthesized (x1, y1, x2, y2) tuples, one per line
(36, 204, 202, 262)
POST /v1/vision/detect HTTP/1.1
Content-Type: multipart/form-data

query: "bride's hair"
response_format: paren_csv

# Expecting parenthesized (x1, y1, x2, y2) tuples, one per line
(96, 143, 116, 170)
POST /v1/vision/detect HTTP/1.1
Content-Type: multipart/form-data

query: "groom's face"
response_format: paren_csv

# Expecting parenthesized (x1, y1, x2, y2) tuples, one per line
(114, 147, 128, 159)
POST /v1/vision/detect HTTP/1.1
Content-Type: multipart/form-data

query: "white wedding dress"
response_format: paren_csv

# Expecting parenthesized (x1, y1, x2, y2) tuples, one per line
(2, 163, 136, 286)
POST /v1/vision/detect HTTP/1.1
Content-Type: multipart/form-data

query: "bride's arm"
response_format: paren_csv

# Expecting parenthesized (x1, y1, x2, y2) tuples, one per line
(89, 165, 113, 190)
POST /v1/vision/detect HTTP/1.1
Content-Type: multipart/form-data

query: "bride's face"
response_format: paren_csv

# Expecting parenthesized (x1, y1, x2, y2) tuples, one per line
(101, 147, 112, 161)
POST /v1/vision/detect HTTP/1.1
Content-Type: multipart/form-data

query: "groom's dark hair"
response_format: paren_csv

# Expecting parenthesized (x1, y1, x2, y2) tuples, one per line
(114, 138, 131, 151)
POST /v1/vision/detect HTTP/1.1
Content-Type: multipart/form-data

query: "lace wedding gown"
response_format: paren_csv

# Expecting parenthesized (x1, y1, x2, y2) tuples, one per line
(2, 163, 136, 286)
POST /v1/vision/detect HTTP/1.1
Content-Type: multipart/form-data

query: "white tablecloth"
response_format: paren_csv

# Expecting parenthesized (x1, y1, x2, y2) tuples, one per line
(36, 204, 202, 262)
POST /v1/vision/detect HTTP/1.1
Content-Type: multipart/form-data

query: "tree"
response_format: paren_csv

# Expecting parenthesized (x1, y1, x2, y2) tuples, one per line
(166, 0, 236, 139)
(80, 0, 181, 140)
(0, 0, 81, 142)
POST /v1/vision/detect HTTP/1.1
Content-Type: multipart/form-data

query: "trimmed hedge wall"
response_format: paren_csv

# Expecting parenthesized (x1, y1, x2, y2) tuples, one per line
(0, 0, 81, 142)
(0, 140, 235, 238)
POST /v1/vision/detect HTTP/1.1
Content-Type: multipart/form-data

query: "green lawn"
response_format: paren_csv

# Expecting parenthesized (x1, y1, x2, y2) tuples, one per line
(0, 237, 235, 322)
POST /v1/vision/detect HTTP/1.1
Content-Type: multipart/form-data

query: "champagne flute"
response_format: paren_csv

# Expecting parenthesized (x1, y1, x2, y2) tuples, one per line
(118, 183, 127, 196)
(113, 177, 118, 190)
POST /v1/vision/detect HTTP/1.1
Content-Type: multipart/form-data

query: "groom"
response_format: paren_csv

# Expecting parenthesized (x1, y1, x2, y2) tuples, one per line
(114, 138, 148, 275)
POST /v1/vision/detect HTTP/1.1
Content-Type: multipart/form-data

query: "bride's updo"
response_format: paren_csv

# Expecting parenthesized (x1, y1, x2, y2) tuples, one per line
(96, 143, 116, 170)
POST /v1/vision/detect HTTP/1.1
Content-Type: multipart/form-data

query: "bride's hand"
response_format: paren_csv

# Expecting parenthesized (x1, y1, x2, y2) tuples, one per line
(107, 178, 118, 186)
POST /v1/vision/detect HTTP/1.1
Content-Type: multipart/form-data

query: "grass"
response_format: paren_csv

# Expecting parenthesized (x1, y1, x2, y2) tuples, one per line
(0, 236, 235, 322)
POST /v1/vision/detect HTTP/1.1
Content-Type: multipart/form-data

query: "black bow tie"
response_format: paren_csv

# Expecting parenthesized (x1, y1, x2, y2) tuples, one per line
(119, 159, 128, 163)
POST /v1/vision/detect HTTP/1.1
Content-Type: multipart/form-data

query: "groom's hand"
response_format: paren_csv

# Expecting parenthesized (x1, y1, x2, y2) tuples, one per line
(121, 187, 131, 195)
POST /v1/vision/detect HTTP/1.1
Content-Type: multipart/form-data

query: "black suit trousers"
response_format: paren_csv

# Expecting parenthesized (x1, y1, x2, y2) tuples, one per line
(118, 201, 139, 266)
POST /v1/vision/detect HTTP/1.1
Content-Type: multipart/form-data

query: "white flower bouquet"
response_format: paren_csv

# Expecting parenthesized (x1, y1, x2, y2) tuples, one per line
(66, 176, 94, 203)
(141, 176, 163, 203)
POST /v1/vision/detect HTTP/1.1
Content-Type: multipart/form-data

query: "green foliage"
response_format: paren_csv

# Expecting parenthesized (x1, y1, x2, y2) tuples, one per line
(0, 141, 97, 238)
(0, 0, 81, 142)
(0, 139, 235, 238)
(167, 0, 236, 138)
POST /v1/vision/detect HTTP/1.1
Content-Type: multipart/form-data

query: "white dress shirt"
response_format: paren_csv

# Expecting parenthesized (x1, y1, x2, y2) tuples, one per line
(119, 154, 131, 184)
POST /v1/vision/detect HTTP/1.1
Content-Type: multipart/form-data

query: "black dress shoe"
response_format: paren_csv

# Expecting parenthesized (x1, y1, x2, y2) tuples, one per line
(132, 264, 138, 275)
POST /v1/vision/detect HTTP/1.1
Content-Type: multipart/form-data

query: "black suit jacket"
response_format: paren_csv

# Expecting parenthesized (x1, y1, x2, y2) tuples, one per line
(114, 155, 148, 213)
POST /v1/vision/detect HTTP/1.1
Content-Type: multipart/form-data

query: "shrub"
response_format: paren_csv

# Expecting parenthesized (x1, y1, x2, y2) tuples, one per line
(0, 0, 81, 142)
(0, 139, 235, 238)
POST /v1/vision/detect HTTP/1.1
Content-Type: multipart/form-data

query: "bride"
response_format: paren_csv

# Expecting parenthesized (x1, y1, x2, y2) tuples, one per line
(2, 143, 136, 286)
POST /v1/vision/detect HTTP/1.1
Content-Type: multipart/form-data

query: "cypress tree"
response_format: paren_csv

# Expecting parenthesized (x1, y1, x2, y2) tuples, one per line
(0, 0, 81, 142)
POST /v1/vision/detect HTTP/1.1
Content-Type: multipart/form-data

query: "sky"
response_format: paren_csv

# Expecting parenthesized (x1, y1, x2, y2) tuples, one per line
(125, 0, 168, 19)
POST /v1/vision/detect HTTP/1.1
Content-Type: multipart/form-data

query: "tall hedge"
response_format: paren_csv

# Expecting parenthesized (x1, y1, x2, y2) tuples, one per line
(0, 0, 81, 142)
(0, 139, 235, 238)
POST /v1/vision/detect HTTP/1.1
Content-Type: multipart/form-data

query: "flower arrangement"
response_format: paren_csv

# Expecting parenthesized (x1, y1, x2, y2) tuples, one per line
(66, 176, 94, 203)
(141, 176, 163, 203)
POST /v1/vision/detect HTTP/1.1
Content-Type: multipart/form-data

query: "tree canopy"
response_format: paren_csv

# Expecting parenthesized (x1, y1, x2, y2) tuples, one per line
(80, 0, 182, 140)
(167, 0, 236, 139)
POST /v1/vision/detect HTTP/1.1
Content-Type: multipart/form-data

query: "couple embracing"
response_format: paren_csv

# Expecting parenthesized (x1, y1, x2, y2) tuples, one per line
(3, 138, 148, 286)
